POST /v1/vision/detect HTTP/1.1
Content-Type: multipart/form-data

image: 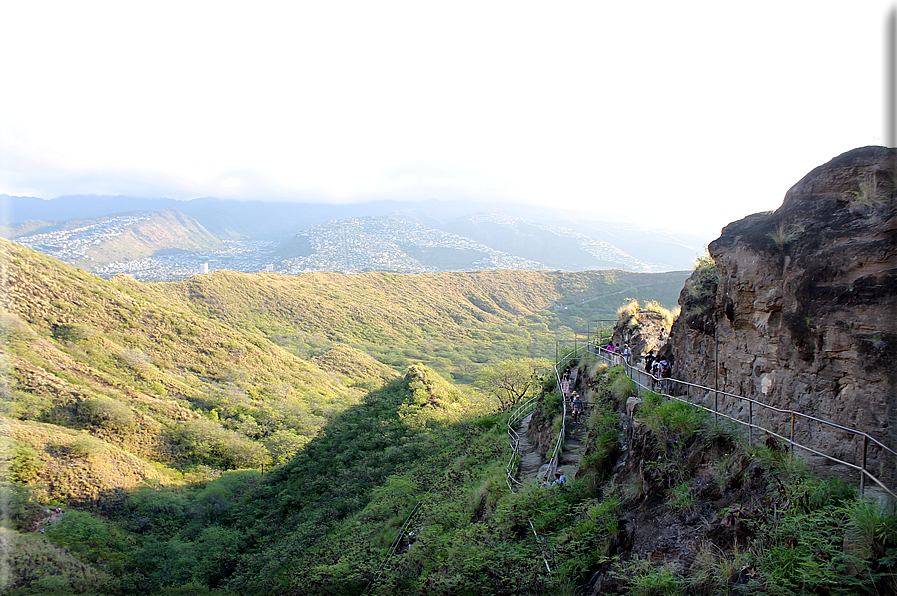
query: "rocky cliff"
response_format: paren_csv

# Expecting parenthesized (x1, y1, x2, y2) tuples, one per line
(667, 146, 896, 483)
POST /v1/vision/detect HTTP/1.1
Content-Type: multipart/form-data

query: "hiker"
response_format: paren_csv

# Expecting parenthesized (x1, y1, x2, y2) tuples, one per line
(658, 358, 671, 392)
(644, 351, 656, 376)
(561, 376, 571, 399)
(572, 393, 583, 423)
(550, 471, 567, 487)
(622, 344, 632, 366)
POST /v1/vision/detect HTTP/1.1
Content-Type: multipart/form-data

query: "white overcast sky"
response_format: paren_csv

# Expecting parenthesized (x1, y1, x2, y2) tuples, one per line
(1, 1, 893, 238)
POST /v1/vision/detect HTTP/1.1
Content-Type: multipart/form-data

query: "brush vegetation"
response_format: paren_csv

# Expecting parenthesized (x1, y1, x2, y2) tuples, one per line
(4, 238, 889, 594)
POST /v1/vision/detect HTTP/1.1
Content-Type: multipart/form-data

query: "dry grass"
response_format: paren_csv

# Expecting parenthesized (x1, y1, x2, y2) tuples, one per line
(844, 171, 891, 217)
(617, 299, 640, 325)
(643, 300, 677, 332)
(767, 222, 804, 249)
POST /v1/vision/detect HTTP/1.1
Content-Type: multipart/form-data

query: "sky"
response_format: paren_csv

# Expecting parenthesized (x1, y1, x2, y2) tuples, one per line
(1, 1, 894, 239)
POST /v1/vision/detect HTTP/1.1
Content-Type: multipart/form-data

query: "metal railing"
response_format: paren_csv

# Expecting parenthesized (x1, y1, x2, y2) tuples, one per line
(505, 345, 588, 490)
(589, 345, 897, 499)
(544, 345, 588, 481)
(361, 499, 426, 595)
(506, 393, 542, 491)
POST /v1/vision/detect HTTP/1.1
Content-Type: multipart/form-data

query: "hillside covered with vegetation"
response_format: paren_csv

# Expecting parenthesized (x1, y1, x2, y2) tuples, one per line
(0, 238, 691, 591)
(7, 237, 890, 595)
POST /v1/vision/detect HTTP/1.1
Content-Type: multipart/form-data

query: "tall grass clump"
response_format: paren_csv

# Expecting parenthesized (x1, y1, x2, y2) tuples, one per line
(617, 299, 640, 326)
(608, 368, 637, 403)
(638, 397, 707, 440)
(586, 359, 609, 384)
(767, 221, 805, 249)
(843, 171, 891, 217)
(616, 559, 685, 596)
(642, 299, 677, 332)
(684, 252, 721, 300)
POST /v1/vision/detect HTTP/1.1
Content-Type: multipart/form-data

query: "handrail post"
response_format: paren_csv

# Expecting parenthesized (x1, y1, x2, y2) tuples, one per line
(790, 412, 795, 460)
(748, 400, 753, 446)
(860, 435, 868, 497)
(714, 324, 719, 424)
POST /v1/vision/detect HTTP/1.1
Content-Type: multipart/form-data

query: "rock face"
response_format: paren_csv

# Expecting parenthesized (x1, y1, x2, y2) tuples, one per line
(668, 146, 896, 485)
(610, 305, 670, 365)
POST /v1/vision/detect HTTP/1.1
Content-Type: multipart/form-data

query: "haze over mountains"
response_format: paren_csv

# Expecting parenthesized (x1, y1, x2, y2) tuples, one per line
(1, 195, 706, 280)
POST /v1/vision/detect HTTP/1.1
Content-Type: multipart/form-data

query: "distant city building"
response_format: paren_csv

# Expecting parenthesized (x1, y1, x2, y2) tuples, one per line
(201, 263, 209, 274)
(265, 264, 274, 272)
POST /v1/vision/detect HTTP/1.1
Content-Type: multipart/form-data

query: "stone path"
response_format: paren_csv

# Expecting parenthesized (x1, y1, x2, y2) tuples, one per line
(510, 366, 591, 488)
(516, 412, 544, 480)
(559, 411, 588, 479)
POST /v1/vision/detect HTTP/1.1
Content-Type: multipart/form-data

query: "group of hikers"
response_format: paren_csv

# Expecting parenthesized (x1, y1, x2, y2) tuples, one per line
(603, 341, 672, 390)
(548, 342, 674, 489)
(560, 369, 584, 423)
(604, 341, 633, 365)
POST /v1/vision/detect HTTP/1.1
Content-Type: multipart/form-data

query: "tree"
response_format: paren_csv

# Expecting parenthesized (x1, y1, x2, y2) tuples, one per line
(477, 358, 552, 410)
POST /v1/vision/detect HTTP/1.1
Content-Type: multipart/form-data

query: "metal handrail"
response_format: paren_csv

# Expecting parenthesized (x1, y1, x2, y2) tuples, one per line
(588, 345, 896, 498)
(544, 345, 589, 481)
(506, 393, 542, 491)
(361, 498, 426, 595)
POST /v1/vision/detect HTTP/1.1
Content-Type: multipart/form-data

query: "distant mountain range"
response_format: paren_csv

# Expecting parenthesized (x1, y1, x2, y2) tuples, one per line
(0, 195, 707, 279)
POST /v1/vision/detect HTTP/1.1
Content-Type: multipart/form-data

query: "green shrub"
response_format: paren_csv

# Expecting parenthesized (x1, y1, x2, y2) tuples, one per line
(539, 390, 563, 416)
(46, 510, 132, 576)
(0, 482, 46, 531)
(669, 480, 695, 513)
(640, 398, 706, 439)
(123, 488, 188, 535)
(51, 323, 95, 343)
(619, 559, 685, 596)
(610, 372, 637, 402)
(557, 497, 621, 580)
(68, 435, 105, 459)
(262, 429, 308, 467)
(685, 253, 721, 300)
(10, 443, 42, 482)
(78, 397, 136, 431)
(580, 401, 621, 478)
(170, 418, 270, 470)
(848, 498, 897, 560)
(2, 389, 53, 421)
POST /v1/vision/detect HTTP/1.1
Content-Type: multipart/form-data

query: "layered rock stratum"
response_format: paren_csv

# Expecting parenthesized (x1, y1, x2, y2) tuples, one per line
(668, 146, 896, 484)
